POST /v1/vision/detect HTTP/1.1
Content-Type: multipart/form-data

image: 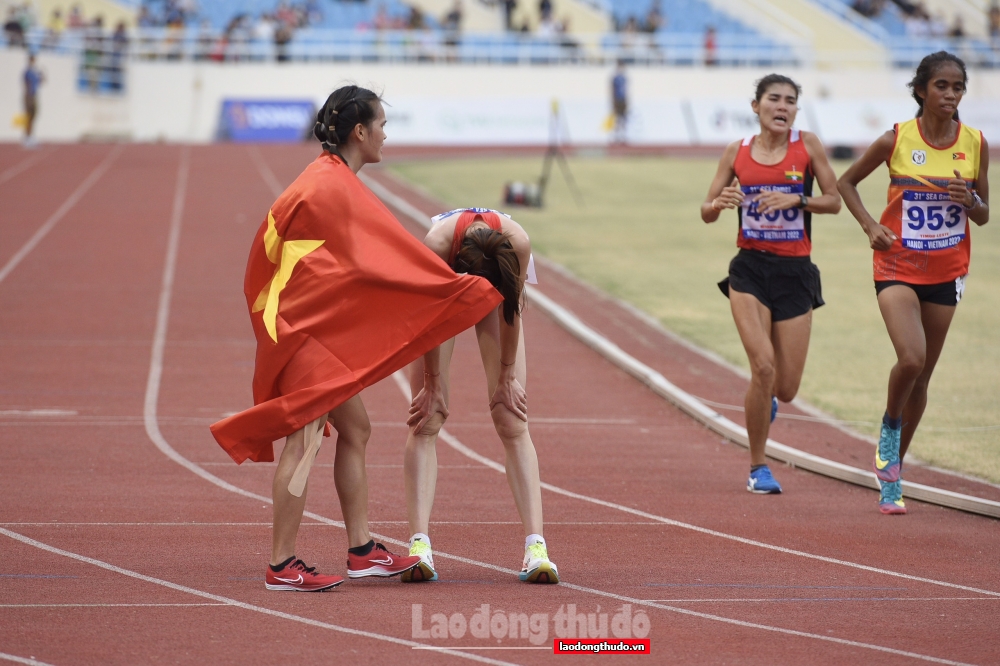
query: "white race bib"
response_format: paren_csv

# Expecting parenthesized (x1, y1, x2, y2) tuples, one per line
(901, 191, 966, 251)
(740, 184, 805, 242)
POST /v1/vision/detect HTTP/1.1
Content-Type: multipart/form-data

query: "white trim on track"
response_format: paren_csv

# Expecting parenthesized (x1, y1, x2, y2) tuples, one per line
(358, 172, 1000, 520)
(0, 651, 56, 666)
(0, 527, 516, 666)
(1, 604, 228, 608)
(0, 149, 50, 186)
(389, 373, 1000, 600)
(0, 145, 123, 287)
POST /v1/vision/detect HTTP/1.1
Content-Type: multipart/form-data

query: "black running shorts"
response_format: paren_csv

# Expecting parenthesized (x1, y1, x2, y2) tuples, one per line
(718, 249, 824, 322)
(874, 276, 966, 306)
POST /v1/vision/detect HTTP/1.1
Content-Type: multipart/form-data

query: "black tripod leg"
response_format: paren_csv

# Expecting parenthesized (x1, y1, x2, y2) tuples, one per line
(555, 150, 584, 206)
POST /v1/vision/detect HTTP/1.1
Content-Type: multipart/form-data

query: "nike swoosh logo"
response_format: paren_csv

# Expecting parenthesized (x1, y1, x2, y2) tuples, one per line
(275, 574, 304, 584)
(370, 558, 393, 565)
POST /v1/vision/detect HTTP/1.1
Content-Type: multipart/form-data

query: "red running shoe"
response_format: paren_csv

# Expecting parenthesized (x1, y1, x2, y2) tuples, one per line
(347, 542, 421, 578)
(265, 558, 344, 592)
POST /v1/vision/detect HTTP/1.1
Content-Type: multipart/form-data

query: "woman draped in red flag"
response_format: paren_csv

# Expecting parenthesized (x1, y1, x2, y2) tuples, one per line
(210, 86, 502, 591)
(401, 208, 559, 585)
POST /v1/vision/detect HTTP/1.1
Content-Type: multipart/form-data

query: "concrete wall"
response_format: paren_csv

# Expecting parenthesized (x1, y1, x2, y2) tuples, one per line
(3, 50, 1000, 145)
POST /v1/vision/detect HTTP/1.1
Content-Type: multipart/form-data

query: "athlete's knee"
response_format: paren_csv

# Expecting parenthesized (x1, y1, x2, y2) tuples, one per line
(412, 410, 447, 438)
(334, 418, 371, 449)
(896, 350, 926, 377)
(749, 356, 776, 386)
(774, 382, 799, 404)
(491, 405, 528, 441)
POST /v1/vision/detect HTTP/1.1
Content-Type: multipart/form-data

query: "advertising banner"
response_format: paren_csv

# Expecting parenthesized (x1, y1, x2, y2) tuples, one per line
(218, 99, 316, 142)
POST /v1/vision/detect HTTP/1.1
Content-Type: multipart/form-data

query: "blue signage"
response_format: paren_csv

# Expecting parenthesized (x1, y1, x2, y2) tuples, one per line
(218, 99, 316, 143)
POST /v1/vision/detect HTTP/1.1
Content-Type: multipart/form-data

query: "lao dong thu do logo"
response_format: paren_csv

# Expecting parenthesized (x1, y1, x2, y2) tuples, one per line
(412, 603, 650, 645)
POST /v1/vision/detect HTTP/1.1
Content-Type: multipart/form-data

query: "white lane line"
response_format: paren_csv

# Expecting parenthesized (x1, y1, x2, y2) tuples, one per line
(643, 597, 1000, 603)
(0, 149, 49, 186)
(125, 161, 971, 661)
(0, 651, 56, 666)
(2, 521, 665, 527)
(1, 603, 227, 608)
(0, 410, 77, 417)
(389, 372, 1000, 600)
(363, 171, 1000, 518)
(0, 528, 515, 666)
(0, 145, 123, 286)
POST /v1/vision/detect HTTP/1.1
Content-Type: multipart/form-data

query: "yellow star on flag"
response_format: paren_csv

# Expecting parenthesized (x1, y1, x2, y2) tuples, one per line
(252, 210, 324, 343)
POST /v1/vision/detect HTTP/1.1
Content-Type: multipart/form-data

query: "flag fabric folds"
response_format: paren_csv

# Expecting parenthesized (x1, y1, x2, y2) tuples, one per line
(210, 152, 502, 464)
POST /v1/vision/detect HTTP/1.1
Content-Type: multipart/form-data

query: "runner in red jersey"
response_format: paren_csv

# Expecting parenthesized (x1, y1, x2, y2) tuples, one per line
(838, 52, 990, 514)
(701, 74, 841, 495)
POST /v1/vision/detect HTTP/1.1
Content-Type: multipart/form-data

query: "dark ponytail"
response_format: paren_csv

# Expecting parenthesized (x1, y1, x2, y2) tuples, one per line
(453, 227, 522, 326)
(314, 85, 382, 154)
(908, 51, 967, 119)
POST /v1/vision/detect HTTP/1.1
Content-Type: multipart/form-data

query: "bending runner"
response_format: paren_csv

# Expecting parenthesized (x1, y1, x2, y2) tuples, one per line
(402, 207, 558, 584)
(211, 88, 502, 590)
(838, 52, 990, 514)
(701, 74, 841, 495)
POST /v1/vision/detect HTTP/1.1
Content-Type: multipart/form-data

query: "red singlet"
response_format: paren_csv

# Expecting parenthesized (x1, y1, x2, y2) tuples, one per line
(732, 129, 814, 257)
(449, 210, 504, 266)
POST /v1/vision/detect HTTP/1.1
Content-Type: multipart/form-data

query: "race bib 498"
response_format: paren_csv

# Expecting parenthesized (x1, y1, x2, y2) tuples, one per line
(901, 191, 966, 251)
(740, 184, 804, 242)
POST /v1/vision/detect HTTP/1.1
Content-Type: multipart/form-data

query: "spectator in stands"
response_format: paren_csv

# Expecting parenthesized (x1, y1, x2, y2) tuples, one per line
(443, 0, 462, 32)
(539, 0, 552, 22)
(5, 7, 26, 47)
(68, 4, 86, 30)
(374, 5, 393, 30)
(408, 6, 426, 30)
(22, 52, 42, 147)
(991, 1, 1000, 38)
(704, 25, 718, 66)
(504, 0, 516, 31)
(611, 61, 627, 144)
(110, 21, 128, 90)
(195, 18, 214, 60)
(43, 8, 64, 49)
(274, 19, 293, 62)
(83, 16, 105, 90)
(851, 0, 885, 19)
(644, 1, 663, 33)
(948, 15, 965, 39)
(557, 16, 579, 57)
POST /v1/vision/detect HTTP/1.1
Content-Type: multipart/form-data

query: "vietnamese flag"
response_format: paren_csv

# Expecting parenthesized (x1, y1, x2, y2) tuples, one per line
(210, 152, 502, 464)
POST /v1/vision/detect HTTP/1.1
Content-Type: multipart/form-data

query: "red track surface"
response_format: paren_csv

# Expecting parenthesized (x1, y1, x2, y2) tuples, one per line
(2, 143, 998, 666)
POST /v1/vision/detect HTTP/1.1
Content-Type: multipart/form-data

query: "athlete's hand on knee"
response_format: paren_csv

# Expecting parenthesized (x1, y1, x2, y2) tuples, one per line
(867, 223, 897, 251)
(407, 378, 449, 432)
(754, 190, 798, 215)
(712, 177, 744, 211)
(948, 169, 973, 207)
(490, 376, 527, 421)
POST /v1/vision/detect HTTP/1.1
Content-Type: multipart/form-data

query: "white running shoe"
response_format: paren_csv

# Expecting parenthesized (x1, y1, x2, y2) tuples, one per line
(519, 542, 559, 584)
(401, 538, 438, 582)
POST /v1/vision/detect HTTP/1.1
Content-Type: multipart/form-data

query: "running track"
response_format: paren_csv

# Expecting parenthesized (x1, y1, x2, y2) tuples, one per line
(1, 143, 998, 665)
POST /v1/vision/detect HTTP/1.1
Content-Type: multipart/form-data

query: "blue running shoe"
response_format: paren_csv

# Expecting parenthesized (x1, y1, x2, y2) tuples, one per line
(770, 396, 778, 424)
(747, 465, 782, 494)
(874, 422, 901, 482)
(878, 479, 906, 515)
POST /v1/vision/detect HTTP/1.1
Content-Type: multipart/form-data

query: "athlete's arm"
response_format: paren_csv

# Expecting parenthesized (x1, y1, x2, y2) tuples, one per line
(838, 130, 898, 251)
(701, 141, 742, 223)
(407, 223, 458, 431)
(758, 132, 842, 216)
(490, 222, 530, 422)
(954, 135, 989, 227)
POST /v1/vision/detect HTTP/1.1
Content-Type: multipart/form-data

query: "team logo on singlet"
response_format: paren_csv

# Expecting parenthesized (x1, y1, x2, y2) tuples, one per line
(911, 150, 927, 165)
(953, 152, 966, 161)
(784, 169, 803, 182)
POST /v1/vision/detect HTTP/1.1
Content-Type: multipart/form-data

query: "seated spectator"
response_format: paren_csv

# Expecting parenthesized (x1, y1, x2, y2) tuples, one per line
(644, 1, 663, 33)
(539, 0, 552, 22)
(68, 4, 86, 30)
(990, 1, 1000, 38)
(443, 0, 462, 32)
(5, 7, 26, 47)
(44, 8, 64, 48)
(704, 25, 718, 66)
(408, 6, 426, 30)
(948, 14, 965, 38)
